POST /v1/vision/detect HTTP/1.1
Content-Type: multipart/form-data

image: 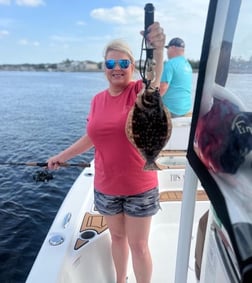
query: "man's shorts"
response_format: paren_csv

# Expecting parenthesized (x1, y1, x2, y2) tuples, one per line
(94, 187, 160, 217)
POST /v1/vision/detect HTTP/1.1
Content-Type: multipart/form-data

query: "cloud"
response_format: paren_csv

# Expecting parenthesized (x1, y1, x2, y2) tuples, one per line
(18, 38, 40, 46)
(91, 6, 142, 24)
(0, 0, 45, 5)
(0, 0, 11, 5)
(32, 41, 40, 46)
(88, 2, 209, 60)
(15, 0, 45, 6)
(76, 21, 86, 26)
(50, 35, 85, 44)
(0, 30, 9, 38)
(18, 38, 28, 45)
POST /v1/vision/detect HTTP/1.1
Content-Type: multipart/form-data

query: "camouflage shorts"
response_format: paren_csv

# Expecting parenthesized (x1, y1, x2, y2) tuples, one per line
(94, 187, 160, 217)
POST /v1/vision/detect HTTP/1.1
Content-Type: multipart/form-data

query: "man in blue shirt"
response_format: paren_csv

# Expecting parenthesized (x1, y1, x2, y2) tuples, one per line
(160, 37, 193, 117)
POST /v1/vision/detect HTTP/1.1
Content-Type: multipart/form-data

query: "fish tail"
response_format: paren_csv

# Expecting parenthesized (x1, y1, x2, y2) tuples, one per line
(143, 161, 162, 171)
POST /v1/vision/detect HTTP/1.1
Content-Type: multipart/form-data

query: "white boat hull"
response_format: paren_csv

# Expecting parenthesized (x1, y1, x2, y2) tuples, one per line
(26, 117, 211, 283)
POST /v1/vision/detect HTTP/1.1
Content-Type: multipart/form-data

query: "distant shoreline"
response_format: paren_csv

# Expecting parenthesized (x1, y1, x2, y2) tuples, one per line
(0, 57, 251, 73)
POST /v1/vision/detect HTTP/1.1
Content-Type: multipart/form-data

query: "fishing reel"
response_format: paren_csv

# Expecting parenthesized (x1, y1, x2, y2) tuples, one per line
(0, 161, 90, 183)
(33, 170, 53, 182)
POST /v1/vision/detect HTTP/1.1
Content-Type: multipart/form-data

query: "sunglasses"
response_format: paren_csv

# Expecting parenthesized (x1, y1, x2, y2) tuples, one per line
(105, 59, 131, 69)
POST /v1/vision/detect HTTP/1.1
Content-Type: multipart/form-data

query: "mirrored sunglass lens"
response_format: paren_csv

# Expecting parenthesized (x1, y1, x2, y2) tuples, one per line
(119, 60, 130, 69)
(105, 59, 130, 69)
(105, 60, 115, 69)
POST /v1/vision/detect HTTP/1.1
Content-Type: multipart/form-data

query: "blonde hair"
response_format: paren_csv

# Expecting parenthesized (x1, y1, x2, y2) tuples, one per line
(103, 39, 135, 64)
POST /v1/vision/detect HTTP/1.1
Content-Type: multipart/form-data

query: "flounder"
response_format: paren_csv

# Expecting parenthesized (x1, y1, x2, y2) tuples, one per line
(126, 87, 172, 170)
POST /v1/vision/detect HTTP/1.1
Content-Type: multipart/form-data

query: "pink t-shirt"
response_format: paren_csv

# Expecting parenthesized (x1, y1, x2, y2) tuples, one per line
(87, 80, 158, 196)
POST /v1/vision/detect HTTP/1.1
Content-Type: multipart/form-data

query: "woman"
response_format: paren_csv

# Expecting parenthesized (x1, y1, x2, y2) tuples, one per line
(47, 22, 165, 283)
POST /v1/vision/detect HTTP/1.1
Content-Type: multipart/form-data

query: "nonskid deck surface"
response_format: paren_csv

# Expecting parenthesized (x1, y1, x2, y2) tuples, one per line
(128, 201, 209, 283)
(75, 189, 209, 283)
(74, 189, 208, 249)
(70, 149, 207, 282)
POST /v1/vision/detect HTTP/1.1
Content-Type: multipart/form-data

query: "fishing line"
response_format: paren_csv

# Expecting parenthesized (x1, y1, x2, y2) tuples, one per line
(0, 161, 91, 182)
(139, 32, 156, 90)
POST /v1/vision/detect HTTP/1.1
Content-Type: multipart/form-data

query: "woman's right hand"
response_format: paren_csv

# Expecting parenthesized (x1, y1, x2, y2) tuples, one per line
(47, 134, 93, 170)
(47, 154, 66, 170)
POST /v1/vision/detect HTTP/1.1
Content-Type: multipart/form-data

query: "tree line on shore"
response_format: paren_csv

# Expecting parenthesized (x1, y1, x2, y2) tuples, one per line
(0, 57, 251, 73)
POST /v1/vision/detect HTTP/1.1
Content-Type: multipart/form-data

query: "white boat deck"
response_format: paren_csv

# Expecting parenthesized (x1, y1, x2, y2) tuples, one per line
(128, 142, 209, 282)
(126, 195, 209, 283)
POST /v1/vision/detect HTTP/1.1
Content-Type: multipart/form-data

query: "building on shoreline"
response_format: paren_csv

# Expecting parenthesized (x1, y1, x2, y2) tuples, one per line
(0, 58, 251, 73)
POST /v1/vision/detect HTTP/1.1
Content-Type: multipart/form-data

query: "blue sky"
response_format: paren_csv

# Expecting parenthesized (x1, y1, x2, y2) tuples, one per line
(0, 0, 250, 64)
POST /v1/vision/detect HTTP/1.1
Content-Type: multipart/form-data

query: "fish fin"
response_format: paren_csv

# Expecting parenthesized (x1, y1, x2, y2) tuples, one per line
(143, 161, 162, 171)
(125, 108, 136, 146)
(162, 107, 173, 147)
(155, 161, 182, 170)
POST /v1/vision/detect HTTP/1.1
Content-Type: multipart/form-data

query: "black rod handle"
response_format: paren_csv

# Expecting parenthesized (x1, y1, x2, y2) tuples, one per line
(144, 3, 155, 60)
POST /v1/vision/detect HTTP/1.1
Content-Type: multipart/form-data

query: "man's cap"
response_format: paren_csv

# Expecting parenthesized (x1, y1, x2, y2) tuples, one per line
(165, 37, 185, 48)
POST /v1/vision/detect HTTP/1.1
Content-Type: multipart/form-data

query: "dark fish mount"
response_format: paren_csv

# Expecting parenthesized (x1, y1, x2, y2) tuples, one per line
(126, 87, 172, 170)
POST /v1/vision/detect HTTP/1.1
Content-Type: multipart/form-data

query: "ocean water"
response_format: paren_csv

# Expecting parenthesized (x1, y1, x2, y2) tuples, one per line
(0, 71, 106, 283)
(0, 71, 251, 283)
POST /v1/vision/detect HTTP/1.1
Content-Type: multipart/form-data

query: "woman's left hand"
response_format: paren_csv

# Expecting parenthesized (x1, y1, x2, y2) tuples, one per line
(142, 22, 166, 50)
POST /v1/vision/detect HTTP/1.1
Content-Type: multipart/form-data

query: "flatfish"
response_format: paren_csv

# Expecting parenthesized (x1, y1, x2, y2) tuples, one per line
(126, 87, 172, 170)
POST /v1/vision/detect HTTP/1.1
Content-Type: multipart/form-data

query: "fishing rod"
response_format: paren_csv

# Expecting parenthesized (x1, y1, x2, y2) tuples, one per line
(144, 3, 154, 63)
(0, 162, 91, 168)
(139, 3, 155, 88)
(0, 161, 91, 182)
